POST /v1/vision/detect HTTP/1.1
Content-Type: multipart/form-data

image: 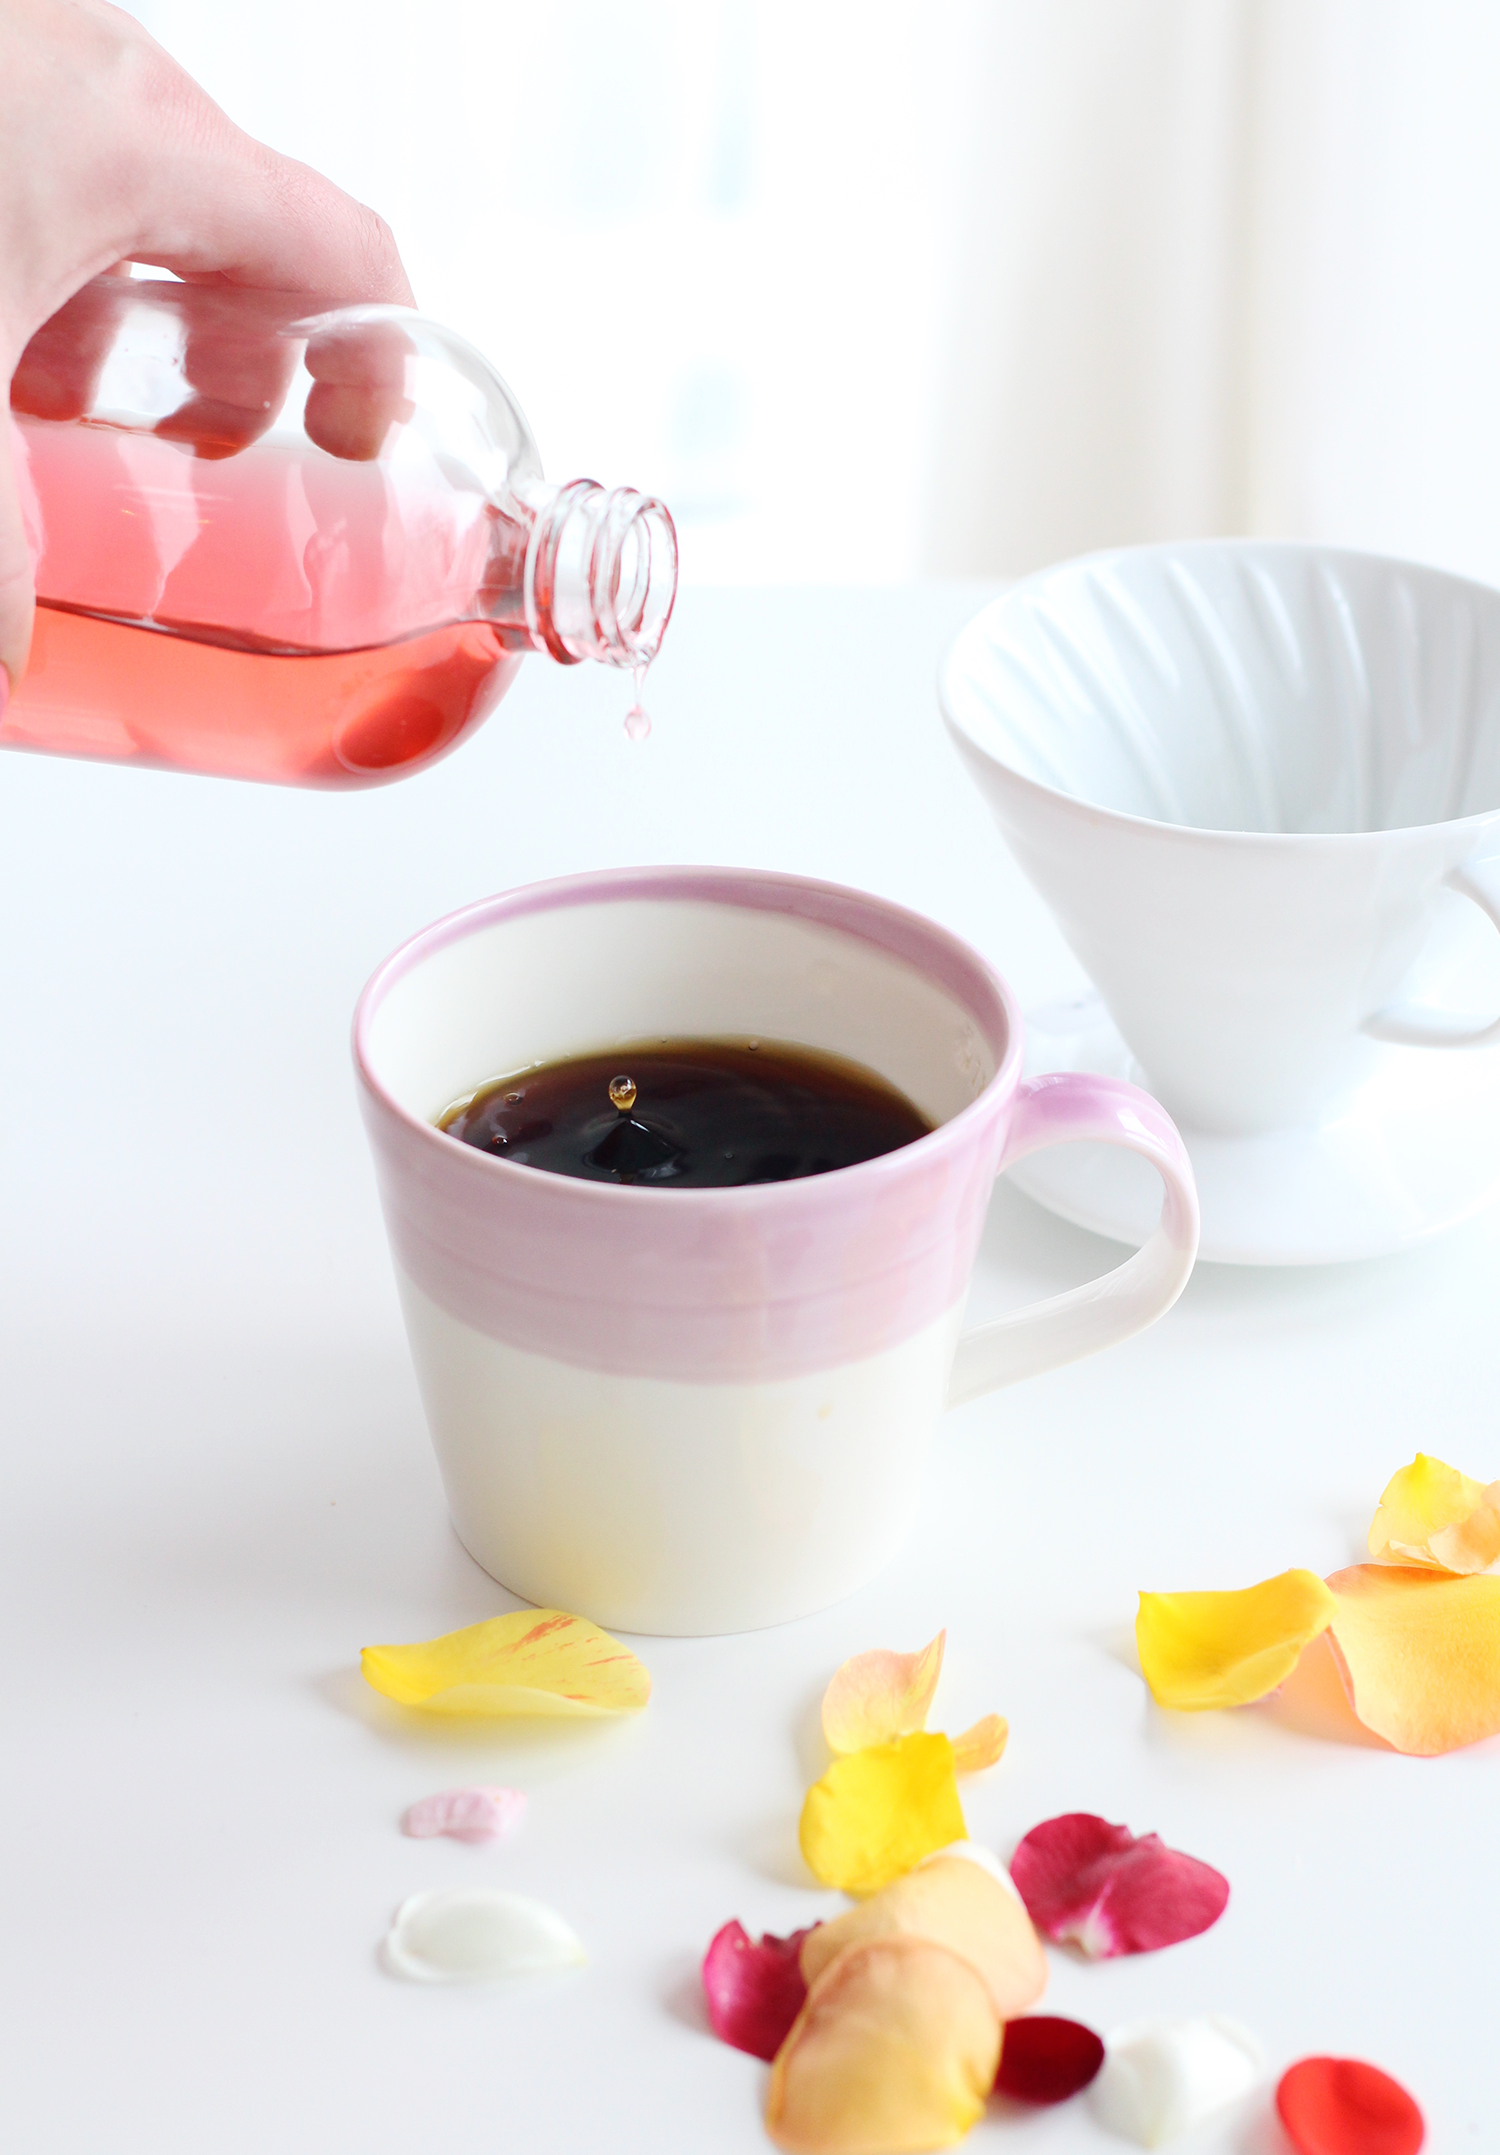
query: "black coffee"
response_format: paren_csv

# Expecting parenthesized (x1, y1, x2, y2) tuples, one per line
(439, 1037, 933, 1188)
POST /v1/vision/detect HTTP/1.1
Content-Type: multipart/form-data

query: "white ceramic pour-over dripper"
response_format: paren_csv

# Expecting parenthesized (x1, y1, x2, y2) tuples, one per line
(941, 540, 1500, 1138)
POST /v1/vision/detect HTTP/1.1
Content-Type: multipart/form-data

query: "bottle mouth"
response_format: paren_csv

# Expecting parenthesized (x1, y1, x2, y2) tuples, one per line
(527, 481, 678, 669)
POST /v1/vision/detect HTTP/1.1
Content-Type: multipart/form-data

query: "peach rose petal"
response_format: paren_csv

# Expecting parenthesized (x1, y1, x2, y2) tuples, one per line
(1010, 1814, 1228, 1958)
(821, 1632, 946, 1753)
(359, 1609, 650, 1717)
(798, 1732, 967, 1897)
(800, 1849, 1046, 2019)
(1368, 1454, 1500, 1576)
(1136, 1570, 1338, 1710)
(950, 1713, 1008, 1774)
(1325, 1563, 1500, 1755)
(702, 1920, 816, 2061)
(767, 1937, 1001, 2154)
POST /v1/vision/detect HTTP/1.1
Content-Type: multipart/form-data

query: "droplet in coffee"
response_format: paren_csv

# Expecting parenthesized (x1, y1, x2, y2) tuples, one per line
(439, 1040, 933, 1188)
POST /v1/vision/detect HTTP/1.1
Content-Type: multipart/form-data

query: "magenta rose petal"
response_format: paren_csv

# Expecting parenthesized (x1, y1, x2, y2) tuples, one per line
(702, 1920, 817, 2060)
(1010, 1813, 1229, 1957)
(996, 2015, 1106, 2103)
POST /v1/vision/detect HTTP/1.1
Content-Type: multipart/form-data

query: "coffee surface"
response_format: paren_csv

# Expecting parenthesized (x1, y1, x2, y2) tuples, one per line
(439, 1038, 933, 1187)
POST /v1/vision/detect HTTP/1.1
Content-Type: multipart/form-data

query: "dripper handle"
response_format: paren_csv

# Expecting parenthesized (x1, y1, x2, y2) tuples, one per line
(1363, 857, 1500, 1049)
(946, 1072, 1199, 1407)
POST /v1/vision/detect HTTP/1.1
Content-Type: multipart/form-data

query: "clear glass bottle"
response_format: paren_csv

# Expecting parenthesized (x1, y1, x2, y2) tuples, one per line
(3, 277, 677, 786)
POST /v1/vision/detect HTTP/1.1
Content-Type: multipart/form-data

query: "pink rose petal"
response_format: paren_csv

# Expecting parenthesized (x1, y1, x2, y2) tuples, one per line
(401, 1786, 527, 1844)
(1009, 1813, 1228, 1957)
(702, 1919, 818, 2061)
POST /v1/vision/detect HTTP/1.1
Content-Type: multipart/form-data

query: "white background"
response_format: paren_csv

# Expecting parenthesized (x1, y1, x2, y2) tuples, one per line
(128, 0, 1500, 590)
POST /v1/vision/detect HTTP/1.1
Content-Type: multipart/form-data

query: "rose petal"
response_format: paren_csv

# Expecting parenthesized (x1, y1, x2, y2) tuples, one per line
(767, 1937, 1001, 2154)
(401, 1785, 527, 1843)
(382, 1888, 585, 1983)
(1136, 1569, 1338, 1709)
(996, 2015, 1106, 2104)
(950, 1713, 1008, 1774)
(360, 1609, 650, 1716)
(800, 1850, 1046, 2019)
(1010, 1814, 1228, 1958)
(798, 1732, 966, 1897)
(1090, 2015, 1264, 2146)
(917, 1840, 1022, 1897)
(821, 1632, 945, 1753)
(1325, 1563, 1500, 1754)
(702, 1920, 816, 2061)
(1276, 2056, 1425, 2155)
(1368, 1454, 1500, 1576)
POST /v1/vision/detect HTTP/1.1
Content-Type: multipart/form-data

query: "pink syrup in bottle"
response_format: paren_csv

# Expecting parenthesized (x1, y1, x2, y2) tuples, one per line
(3, 280, 675, 787)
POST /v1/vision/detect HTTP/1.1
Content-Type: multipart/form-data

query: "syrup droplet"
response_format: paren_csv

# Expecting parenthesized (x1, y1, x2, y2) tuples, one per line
(504, 1090, 524, 1105)
(623, 660, 652, 741)
(608, 1074, 637, 1113)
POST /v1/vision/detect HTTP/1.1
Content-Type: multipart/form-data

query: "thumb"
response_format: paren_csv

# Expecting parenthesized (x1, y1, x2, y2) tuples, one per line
(0, 415, 38, 705)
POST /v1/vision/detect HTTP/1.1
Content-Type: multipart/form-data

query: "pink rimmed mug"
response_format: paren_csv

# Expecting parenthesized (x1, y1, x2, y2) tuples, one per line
(354, 867, 1199, 1635)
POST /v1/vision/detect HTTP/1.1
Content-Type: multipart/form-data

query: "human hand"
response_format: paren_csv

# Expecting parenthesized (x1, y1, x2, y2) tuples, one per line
(0, 0, 414, 699)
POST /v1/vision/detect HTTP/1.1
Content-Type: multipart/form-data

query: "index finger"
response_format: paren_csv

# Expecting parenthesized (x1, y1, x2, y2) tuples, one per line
(303, 318, 416, 461)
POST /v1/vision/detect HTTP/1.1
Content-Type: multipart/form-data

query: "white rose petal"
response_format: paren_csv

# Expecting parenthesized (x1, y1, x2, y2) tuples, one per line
(1091, 2014, 1264, 2146)
(382, 1889, 586, 1984)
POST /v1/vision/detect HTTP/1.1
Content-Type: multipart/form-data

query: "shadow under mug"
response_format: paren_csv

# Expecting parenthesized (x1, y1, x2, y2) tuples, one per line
(353, 867, 1199, 1635)
(942, 541, 1500, 1136)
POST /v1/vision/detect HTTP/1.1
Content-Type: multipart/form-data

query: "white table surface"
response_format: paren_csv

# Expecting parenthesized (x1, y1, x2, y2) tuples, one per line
(0, 585, 1492, 2154)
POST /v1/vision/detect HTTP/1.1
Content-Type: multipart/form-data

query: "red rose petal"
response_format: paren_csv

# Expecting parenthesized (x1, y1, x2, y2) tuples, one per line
(995, 2015, 1105, 2104)
(1009, 1813, 1229, 1957)
(702, 1919, 816, 2061)
(1277, 2057, 1425, 2155)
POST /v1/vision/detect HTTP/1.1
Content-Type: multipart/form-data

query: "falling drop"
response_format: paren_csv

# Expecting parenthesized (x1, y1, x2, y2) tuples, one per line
(623, 660, 652, 741)
(608, 1074, 637, 1113)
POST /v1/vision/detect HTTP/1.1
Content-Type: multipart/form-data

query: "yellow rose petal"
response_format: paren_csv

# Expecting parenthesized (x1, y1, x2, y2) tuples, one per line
(799, 1732, 966, 1897)
(821, 1632, 946, 1753)
(1327, 1563, 1500, 1755)
(767, 1937, 1001, 2154)
(1136, 1569, 1337, 1710)
(360, 1609, 650, 1717)
(1368, 1454, 1500, 1575)
(950, 1713, 1008, 1775)
(801, 1852, 1046, 2020)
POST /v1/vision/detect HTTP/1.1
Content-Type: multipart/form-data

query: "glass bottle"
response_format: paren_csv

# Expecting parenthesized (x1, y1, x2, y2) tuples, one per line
(2, 277, 677, 787)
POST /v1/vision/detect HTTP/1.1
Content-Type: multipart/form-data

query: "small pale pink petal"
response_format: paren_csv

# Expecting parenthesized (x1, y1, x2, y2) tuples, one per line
(401, 1786, 527, 1844)
(821, 1632, 946, 1753)
(1010, 1814, 1228, 1958)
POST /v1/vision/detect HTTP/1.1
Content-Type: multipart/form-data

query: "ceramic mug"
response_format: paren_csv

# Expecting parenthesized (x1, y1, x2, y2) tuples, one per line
(941, 541, 1500, 1136)
(354, 867, 1199, 1635)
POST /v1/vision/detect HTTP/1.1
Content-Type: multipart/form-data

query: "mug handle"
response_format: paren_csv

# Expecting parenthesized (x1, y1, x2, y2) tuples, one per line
(947, 1071, 1200, 1407)
(1363, 858, 1500, 1048)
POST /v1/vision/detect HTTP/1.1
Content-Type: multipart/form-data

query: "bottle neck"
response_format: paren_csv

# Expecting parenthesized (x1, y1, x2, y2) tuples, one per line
(517, 479, 677, 670)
